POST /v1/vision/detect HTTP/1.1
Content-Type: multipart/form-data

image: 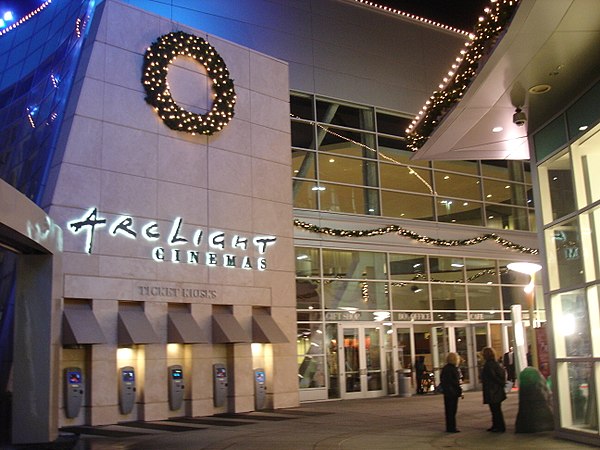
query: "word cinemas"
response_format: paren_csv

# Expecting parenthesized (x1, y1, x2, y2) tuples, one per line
(68, 208, 277, 270)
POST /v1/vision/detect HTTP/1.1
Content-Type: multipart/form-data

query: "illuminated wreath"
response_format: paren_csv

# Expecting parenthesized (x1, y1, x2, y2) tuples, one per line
(142, 31, 236, 135)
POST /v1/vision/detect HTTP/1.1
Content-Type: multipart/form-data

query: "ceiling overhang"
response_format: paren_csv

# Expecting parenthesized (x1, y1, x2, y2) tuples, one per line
(412, 0, 600, 161)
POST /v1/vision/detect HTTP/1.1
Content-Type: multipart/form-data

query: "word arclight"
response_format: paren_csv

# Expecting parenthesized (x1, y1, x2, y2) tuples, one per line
(68, 208, 276, 271)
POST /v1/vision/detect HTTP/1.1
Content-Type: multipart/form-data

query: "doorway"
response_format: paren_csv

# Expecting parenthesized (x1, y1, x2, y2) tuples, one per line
(339, 324, 386, 399)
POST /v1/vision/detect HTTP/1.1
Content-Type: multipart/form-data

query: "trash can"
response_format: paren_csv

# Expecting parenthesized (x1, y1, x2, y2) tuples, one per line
(397, 369, 412, 397)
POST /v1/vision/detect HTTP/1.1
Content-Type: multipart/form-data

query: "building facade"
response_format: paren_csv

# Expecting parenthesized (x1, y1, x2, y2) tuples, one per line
(0, 0, 545, 444)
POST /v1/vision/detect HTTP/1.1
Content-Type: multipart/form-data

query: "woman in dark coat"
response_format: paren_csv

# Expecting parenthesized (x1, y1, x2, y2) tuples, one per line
(440, 352, 463, 433)
(481, 347, 507, 432)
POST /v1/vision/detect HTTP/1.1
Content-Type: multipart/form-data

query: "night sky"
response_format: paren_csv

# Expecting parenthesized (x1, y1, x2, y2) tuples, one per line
(5, 0, 491, 32)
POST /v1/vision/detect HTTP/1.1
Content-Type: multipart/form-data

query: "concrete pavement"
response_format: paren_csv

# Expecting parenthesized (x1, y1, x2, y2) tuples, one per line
(4, 390, 597, 449)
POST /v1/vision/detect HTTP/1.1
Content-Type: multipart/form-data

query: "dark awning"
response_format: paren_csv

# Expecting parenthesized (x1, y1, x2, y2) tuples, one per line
(212, 313, 251, 343)
(118, 310, 159, 345)
(252, 314, 288, 343)
(62, 309, 106, 345)
(168, 312, 207, 343)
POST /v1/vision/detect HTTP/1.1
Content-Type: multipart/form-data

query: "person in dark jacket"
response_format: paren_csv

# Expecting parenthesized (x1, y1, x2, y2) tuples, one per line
(415, 356, 427, 394)
(440, 352, 463, 433)
(481, 346, 507, 432)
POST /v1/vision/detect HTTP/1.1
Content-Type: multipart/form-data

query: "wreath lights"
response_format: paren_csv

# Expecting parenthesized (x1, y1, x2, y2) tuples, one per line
(142, 31, 236, 135)
(406, 0, 520, 151)
(293, 219, 538, 254)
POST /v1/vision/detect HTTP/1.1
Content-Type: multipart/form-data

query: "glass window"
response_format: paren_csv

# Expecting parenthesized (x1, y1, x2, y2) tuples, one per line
(389, 254, 427, 281)
(316, 99, 374, 131)
(376, 111, 411, 137)
(319, 127, 376, 159)
(431, 284, 467, 310)
(552, 290, 592, 358)
(297, 323, 325, 389)
(296, 280, 322, 309)
(326, 323, 340, 398)
(500, 285, 528, 311)
(465, 258, 498, 284)
(295, 247, 320, 277)
(322, 249, 387, 279)
(538, 150, 576, 224)
(566, 81, 600, 141)
(558, 361, 597, 431)
(378, 137, 429, 167)
(437, 199, 483, 226)
(434, 171, 481, 200)
(292, 149, 316, 179)
(468, 285, 501, 310)
(545, 217, 586, 290)
(291, 121, 315, 149)
(323, 280, 389, 310)
(391, 282, 429, 310)
(380, 163, 432, 194)
(534, 114, 568, 162)
(485, 204, 530, 231)
(571, 122, 600, 207)
(381, 191, 433, 221)
(480, 160, 524, 181)
(483, 179, 528, 206)
(318, 182, 379, 215)
(292, 180, 318, 209)
(318, 154, 378, 187)
(429, 256, 465, 282)
(290, 93, 314, 120)
(432, 160, 479, 175)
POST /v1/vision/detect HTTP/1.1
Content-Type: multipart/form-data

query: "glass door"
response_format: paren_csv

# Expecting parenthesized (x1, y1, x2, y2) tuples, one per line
(340, 324, 385, 398)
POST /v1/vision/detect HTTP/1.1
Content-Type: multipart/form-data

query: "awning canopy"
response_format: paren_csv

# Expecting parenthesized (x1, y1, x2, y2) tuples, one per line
(167, 312, 207, 343)
(62, 309, 106, 345)
(252, 314, 288, 343)
(212, 313, 251, 343)
(118, 310, 159, 345)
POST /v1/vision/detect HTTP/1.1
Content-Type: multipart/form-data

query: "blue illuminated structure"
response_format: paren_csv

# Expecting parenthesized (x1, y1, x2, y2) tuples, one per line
(0, 0, 96, 393)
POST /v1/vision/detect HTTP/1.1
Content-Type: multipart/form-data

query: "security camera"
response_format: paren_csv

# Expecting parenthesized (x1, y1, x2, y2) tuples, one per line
(513, 107, 527, 126)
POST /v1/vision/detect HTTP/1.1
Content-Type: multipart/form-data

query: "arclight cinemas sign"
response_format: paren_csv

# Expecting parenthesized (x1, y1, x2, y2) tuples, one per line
(68, 208, 276, 271)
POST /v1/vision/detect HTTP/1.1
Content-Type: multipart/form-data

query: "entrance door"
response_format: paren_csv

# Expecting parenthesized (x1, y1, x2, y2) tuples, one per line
(430, 323, 488, 390)
(340, 324, 385, 398)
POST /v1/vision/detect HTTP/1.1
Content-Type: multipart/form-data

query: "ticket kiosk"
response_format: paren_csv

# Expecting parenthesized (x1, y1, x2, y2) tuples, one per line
(254, 368, 267, 410)
(64, 367, 84, 418)
(213, 364, 228, 407)
(168, 365, 184, 411)
(118, 366, 136, 414)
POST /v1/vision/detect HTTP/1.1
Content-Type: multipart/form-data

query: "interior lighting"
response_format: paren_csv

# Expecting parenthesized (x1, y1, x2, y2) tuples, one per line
(492, 126, 503, 133)
(579, 125, 588, 131)
(3, 11, 13, 21)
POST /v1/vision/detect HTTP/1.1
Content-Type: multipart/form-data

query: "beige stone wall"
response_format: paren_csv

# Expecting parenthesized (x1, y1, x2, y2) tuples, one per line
(49, 0, 297, 427)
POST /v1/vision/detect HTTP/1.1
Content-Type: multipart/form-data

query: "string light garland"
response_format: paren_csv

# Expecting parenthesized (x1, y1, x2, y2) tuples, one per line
(0, 0, 53, 37)
(293, 219, 538, 254)
(142, 31, 236, 135)
(406, 0, 520, 151)
(351, 0, 470, 36)
(291, 114, 436, 195)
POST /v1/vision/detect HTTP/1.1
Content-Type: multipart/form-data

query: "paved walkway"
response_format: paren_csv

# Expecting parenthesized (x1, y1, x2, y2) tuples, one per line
(4, 390, 597, 449)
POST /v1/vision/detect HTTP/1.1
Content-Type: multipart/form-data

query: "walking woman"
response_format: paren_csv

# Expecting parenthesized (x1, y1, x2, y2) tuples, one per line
(481, 347, 507, 432)
(440, 352, 463, 433)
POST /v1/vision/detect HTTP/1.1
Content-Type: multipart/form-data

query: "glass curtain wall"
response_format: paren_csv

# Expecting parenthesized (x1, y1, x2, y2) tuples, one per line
(291, 92, 535, 231)
(295, 247, 538, 397)
(535, 80, 600, 436)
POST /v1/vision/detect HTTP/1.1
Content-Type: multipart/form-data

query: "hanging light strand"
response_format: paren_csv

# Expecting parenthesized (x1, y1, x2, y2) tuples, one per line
(293, 219, 538, 254)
